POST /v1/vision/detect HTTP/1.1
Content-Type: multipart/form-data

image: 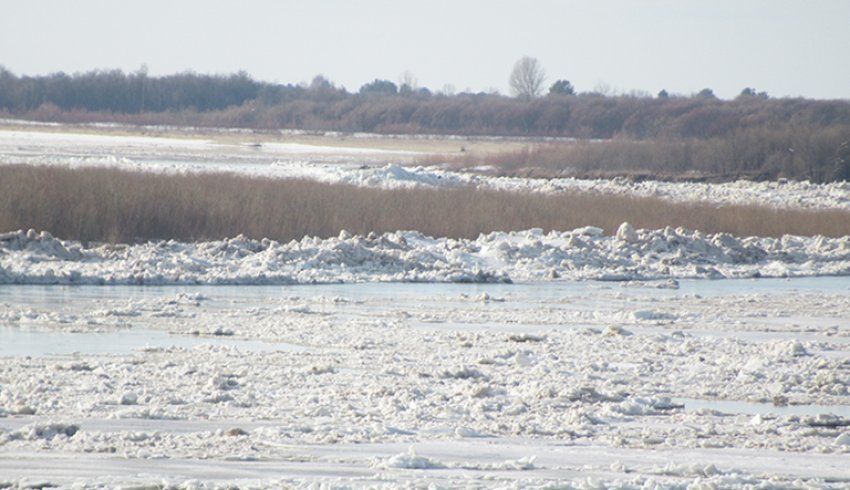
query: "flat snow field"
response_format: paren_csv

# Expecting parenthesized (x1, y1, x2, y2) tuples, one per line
(1, 123, 850, 488)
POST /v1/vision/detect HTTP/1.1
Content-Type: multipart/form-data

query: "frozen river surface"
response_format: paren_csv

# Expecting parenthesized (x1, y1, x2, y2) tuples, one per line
(1, 278, 849, 488)
(2, 124, 850, 487)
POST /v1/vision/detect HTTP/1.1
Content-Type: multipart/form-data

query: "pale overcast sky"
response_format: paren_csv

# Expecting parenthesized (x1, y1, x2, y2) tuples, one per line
(2, 0, 849, 100)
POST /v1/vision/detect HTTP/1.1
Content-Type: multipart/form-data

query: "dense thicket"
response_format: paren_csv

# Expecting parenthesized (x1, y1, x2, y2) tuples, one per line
(2, 68, 849, 181)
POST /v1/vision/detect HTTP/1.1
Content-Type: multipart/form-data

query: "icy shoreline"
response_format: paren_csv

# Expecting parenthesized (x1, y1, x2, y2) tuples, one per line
(2, 224, 849, 285)
(3, 127, 850, 212)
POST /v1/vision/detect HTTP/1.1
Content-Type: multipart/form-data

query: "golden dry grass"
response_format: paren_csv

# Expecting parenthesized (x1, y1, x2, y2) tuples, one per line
(0, 165, 847, 243)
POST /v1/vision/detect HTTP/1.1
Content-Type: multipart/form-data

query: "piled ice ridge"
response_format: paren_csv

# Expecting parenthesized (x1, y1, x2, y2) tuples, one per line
(2, 224, 848, 285)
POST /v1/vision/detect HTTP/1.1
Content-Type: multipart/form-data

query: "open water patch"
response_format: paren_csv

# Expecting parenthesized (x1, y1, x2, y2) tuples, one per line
(675, 397, 850, 418)
(0, 325, 306, 357)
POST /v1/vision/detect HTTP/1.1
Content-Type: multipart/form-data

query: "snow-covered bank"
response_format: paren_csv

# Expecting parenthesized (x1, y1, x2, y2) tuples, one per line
(3, 127, 850, 211)
(2, 225, 849, 285)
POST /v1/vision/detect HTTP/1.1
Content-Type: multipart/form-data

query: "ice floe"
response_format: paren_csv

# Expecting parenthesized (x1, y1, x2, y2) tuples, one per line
(1, 279, 849, 487)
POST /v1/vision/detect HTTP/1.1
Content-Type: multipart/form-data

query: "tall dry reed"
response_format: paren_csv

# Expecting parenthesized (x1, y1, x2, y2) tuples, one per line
(0, 165, 847, 243)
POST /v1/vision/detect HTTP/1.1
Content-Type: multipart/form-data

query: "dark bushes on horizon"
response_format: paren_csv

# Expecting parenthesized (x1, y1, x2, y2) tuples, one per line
(1, 165, 848, 244)
(2, 68, 848, 136)
(0, 68, 262, 113)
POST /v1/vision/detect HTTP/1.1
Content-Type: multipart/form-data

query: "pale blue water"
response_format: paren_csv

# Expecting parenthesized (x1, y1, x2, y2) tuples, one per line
(675, 397, 850, 418)
(1, 276, 847, 306)
(0, 325, 305, 357)
(1, 276, 847, 357)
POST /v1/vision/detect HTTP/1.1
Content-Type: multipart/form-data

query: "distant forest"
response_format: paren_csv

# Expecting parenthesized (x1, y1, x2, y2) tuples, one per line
(2, 67, 850, 182)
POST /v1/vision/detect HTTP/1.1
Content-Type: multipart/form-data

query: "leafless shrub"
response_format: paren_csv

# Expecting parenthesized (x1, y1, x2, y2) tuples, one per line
(436, 124, 850, 183)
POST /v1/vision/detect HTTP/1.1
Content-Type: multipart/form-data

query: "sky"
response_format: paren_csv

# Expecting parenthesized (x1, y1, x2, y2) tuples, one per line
(2, 0, 849, 100)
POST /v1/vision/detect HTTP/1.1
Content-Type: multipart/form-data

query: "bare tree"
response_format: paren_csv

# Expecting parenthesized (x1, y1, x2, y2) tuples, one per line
(398, 70, 418, 95)
(509, 56, 546, 100)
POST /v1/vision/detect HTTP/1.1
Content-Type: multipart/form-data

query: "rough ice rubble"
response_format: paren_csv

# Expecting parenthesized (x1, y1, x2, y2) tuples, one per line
(373, 447, 535, 470)
(333, 163, 850, 211)
(1, 278, 849, 487)
(1, 285, 849, 487)
(1, 225, 849, 285)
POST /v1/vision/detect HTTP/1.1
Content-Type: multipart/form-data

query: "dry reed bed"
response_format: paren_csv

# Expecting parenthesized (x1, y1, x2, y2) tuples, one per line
(431, 125, 850, 183)
(0, 165, 848, 243)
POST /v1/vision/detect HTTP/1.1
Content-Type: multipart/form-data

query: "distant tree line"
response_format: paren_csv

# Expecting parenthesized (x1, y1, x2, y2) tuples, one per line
(0, 68, 264, 114)
(2, 67, 849, 181)
(3, 67, 849, 139)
